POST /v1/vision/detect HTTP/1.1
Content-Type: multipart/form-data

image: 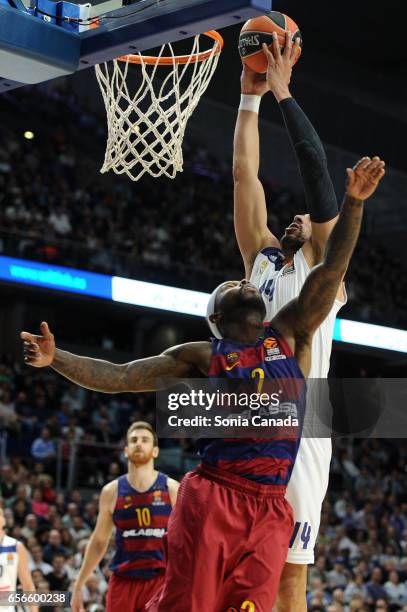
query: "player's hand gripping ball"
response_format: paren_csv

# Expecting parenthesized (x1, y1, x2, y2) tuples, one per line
(239, 11, 302, 73)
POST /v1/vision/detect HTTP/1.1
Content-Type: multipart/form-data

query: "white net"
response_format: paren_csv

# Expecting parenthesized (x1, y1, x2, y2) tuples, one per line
(95, 33, 222, 181)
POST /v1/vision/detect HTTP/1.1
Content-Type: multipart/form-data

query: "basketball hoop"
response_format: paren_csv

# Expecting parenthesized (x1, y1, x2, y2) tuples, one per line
(95, 31, 223, 181)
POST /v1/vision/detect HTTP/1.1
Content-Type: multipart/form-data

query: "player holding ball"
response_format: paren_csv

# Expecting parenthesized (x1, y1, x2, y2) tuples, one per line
(235, 15, 384, 612)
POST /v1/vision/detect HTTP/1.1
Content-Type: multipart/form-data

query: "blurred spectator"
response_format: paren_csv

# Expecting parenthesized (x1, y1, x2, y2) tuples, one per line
(42, 529, 67, 564)
(0, 464, 17, 499)
(62, 502, 79, 528)
(331, 588, 345, 608)
(0, 390, 18, 429)
(94, 418, 115, 445)
(39, 475, 56, 504)
(48, 205, 71, 236)
(374, 598, 389, 611)
(28, 545, 53, 576)
(31, 568, 45, 588)
(31, 428, 56, 462)
(21, 513, 38, 540)
(82, 574, 107, 609)
(384, 570, 407, 607)
(46, 554, 70, 591)
(83, 502, 98, 529)
(69, 515, 91, 545)
(366, 568, 388, 606)
(344, 571, 368, 603)
(31, 489, 49, 519)
(327, 560, 349, 590)
(62, 416, 84, 442)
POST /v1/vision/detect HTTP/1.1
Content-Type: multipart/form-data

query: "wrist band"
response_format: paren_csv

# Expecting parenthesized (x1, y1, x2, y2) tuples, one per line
(239, 94, 261, 114)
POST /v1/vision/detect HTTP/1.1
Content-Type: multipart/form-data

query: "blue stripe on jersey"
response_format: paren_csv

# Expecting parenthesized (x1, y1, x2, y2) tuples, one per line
(0, 545, 17, 553)
(240, 472, 290, 485)
(202, 440, 297, 463)
(127, 550, 165, 561)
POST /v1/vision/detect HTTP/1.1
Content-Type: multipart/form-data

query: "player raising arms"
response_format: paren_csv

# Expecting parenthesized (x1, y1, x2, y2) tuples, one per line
(233, 31, 384, 611)
(21, 159, 384, 611)
(70, 422, 179, 612)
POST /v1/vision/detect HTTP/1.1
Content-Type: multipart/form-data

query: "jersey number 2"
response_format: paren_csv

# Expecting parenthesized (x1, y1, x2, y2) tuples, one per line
(251, 367, 265, 393)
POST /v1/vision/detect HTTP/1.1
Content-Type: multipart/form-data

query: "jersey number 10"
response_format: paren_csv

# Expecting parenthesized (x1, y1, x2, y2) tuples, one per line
(135, 507, 151, 527)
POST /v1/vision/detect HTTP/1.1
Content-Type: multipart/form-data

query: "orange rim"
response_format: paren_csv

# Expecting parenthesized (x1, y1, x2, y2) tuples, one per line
(118, 30, 224, 65)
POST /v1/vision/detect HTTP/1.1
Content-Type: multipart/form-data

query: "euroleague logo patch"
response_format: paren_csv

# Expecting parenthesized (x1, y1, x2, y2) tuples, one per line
(263, 337, 278, 350)
(263, 337, 284, 361)
(152, 490, 166, 506)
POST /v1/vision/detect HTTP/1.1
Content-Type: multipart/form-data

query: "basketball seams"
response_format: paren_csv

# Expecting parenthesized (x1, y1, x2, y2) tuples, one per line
(285, 15, 298, 33)
(241, 16, 286, 36)
(267, 10, 286, 30)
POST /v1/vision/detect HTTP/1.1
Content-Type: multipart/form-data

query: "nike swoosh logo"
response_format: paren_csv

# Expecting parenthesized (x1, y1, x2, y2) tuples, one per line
(225, 362, 240, 371)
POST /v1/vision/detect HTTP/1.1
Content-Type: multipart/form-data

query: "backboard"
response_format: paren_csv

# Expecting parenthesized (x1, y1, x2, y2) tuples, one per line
(0, 0, 273, 92)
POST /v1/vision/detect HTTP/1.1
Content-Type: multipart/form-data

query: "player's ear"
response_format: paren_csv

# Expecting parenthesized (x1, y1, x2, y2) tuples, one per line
(124, 446, 129, 458)
(209, 312, 222, 324)
(152, 446, 159, 459)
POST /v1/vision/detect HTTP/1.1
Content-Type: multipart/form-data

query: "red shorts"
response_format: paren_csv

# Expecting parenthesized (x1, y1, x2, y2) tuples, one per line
(145, 464, 293, 612)
(106, 572, 165, 612)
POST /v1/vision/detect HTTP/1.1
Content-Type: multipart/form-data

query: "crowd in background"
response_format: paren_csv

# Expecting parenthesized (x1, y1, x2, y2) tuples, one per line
(1, 355, 407, 611)
(0, 83, 407, 329)
(1, 81, 407, 612)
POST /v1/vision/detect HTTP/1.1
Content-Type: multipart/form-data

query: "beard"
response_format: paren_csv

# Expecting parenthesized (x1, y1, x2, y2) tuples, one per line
(221, 290, 266, 329)
(280, 233, 305, 254)
(127, 449, 154, 467)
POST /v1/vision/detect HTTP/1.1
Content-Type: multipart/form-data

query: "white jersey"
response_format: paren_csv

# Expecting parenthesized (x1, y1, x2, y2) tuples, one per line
(250, 245, 345, 377)
(250, 245, 346, 564)
(0, 535, 18, 611)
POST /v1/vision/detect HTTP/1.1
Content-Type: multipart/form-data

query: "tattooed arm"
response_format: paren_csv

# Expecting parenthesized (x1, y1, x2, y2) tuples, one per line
(21, 322, 210, 392)
(272, 156, 385, 376)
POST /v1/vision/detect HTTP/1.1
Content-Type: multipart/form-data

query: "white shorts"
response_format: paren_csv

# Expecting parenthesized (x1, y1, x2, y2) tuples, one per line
(285, 436, 331, 565)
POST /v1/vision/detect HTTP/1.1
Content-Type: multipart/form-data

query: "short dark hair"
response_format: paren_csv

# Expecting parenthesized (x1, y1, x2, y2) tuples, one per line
(126, 421, 158, 446)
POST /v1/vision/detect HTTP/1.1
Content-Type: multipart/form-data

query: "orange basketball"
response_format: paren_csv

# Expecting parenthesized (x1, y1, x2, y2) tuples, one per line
(239, 11, 302, 74)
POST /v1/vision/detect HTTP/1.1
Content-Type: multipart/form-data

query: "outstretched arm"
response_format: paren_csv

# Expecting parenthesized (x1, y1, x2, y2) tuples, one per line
(21, 322, 210, 392)
(273, 157, 385, 373)
(263, 33, 338, 263)
(233, 66, 279, 277)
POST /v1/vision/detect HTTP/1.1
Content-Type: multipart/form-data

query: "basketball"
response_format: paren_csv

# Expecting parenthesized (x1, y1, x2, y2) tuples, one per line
(239, 11, 302, 74)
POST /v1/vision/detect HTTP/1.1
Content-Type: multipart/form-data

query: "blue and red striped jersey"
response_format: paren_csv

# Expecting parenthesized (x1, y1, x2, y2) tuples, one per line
(110, 472, 171, 579)
(198, 324, 306, 486)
